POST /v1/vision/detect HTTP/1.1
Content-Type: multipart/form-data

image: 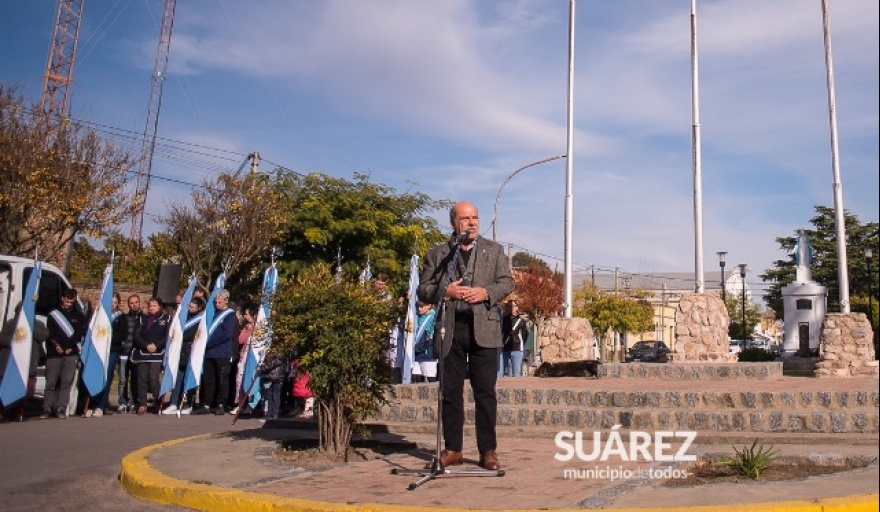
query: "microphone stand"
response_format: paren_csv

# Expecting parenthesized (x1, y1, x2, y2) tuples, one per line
(392, 234, 505, 490)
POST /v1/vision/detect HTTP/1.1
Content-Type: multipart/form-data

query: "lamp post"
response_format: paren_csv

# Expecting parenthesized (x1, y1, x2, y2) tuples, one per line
(865, 247, 873, 332)
(492, 154, 566, 242)
(717, 251, 728, 303)
(738, 263, 747, 342)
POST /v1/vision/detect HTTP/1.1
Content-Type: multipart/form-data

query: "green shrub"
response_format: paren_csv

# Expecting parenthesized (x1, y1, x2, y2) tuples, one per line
(719, 440, 779, 480)
(270, 265, 397, 458)
(737, 347, 777, 362)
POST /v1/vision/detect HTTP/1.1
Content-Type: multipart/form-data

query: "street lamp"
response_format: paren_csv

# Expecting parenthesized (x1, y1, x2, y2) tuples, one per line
(492, 154, 566, 241)
(865, 247, 873, 331)
(738, 263, 747, 342)
(717, 251, 728, 303)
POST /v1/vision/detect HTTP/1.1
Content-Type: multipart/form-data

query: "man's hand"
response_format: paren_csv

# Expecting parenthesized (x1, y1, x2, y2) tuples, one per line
(449, 281, 488, 304)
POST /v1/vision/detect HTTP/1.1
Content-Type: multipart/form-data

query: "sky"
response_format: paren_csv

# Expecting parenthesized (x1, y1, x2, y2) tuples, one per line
(1, 0, 877, 302)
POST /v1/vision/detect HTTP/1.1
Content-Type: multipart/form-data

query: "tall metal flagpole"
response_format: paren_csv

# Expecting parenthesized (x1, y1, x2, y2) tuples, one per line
(563, 0, 575, 318)
(691, 0, 705, 293)
(821, 0, 850, 313)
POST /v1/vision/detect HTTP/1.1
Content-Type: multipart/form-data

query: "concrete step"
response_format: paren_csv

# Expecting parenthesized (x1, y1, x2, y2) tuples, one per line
(376, 375, 880, 434)
(596, 362, 784, 380)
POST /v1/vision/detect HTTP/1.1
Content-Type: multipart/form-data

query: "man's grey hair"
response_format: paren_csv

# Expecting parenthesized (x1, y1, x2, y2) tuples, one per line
(215, 289, 230, 301)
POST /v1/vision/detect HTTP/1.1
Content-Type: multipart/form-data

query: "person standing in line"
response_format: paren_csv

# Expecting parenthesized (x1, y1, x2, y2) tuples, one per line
(258, 348, 287, 422)
(86, 292, 128, 417)
(373, 272, 392, 301)
(417, 201, 514, 471)
(42, 289, 88, 419)
(291, 356, 315, 418)
(195, 289, 237, 415)
(502, 300, 529, 378)
(131, 296, 171, 415)
(412, 300, 438, 382)
(386, 292, 407, 384)
(162, 296, 205, 415)
(231, 304, 257, 414)
(117, 294, 142, 413)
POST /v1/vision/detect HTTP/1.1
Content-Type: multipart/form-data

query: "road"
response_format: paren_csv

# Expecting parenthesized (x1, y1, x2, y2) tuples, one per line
(0, 404, 258, 512)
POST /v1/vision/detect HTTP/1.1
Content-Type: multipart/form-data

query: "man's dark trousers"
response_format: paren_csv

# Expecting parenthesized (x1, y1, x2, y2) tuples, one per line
(441, 317, 498, 454)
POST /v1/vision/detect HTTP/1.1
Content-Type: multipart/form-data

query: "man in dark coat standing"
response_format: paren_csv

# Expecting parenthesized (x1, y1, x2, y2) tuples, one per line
(197, 289, 237, 415)
(42, 289, 87, 419)
(417, 200, 514, 471)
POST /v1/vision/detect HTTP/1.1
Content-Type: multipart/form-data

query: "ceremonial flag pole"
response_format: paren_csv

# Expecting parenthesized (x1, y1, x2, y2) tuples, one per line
(79, 261, 114, 415)
(183, 271, 226, 395)
(234, 259, 277, 424)
(359, 256, 372, 285)
(0, 260, 42, 412)
(401, 254, 419, 384)
(157, 276, 197, 414)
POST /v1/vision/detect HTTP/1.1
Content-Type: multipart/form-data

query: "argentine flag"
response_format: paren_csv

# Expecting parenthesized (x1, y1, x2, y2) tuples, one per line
(0, 261, 41, 406)
(159, 277, 196, 397)
(241, 264, 277, 404)
(183, 272, 225, 392)
(80, 264, 114, 397)
(401, 254, 419, 384)
(262, 263, 278, 300)
(241, 304, 271, 404)
(359, 257, 372, 285)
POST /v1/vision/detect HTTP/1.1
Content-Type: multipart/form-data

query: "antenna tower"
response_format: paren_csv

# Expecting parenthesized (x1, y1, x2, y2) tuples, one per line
(40, 0, 84, 120)
(129, 0, 178, 249)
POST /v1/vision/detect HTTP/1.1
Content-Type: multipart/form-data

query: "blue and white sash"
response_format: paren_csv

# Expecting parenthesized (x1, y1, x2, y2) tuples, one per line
(185, 313, 204, 330)
(49, 309, 75, 338)
(208, 309, 233, 337)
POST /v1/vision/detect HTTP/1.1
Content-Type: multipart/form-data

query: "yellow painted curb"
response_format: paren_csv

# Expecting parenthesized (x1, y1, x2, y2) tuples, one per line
(119, 435, 879, 512)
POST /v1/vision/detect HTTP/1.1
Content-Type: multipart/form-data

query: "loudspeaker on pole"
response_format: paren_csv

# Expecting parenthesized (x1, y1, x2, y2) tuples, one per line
(154, 263, 182, 305)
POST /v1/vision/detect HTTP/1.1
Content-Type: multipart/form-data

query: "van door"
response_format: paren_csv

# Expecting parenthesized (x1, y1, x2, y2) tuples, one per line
(0, 265, 10, 327)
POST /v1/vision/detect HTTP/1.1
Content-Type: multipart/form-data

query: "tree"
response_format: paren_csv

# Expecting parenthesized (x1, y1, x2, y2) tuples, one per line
(69, 233, 180, 285)
(161, 168, 289, 284)
(511, 251, 549, 271)
(761, 206, 878, 321)
(724, 295, 763, 340)
(573, 284, 655, 361)
(269, 265, 395, 458)
(0, 84, 136, 262)
(515, 263, 563, 321)
(274, 171, 449, 291)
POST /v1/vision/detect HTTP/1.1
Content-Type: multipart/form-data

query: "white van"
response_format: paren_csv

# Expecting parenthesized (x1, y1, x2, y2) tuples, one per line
(0, 255, 74, 396)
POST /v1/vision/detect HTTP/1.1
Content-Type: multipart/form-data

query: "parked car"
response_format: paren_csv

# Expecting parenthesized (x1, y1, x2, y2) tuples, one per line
(728, 339, 744, 354)
(626, 340, 670, 363)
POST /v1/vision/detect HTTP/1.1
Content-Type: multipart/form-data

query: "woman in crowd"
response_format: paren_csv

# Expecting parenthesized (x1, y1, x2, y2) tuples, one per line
(131, 296, 171, 415)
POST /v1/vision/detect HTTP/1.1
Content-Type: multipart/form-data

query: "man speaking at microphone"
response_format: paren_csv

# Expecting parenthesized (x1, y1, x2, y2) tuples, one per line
(417, 200, 514, 471)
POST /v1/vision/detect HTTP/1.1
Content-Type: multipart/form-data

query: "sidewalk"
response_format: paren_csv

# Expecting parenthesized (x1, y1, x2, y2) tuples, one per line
(121, 419, 879, 512)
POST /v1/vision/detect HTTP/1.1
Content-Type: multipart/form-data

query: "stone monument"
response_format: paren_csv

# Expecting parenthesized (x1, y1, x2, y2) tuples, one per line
(673, 293, 736, 362)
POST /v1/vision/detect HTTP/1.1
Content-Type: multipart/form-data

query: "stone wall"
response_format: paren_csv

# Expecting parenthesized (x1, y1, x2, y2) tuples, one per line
(815, 312, 879, 378)
(673, 293, 736, 362)
(536, 317, 594, 362)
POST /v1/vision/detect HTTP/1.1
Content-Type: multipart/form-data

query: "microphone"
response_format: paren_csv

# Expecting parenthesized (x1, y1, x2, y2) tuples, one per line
(451, 231, 471, 245)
